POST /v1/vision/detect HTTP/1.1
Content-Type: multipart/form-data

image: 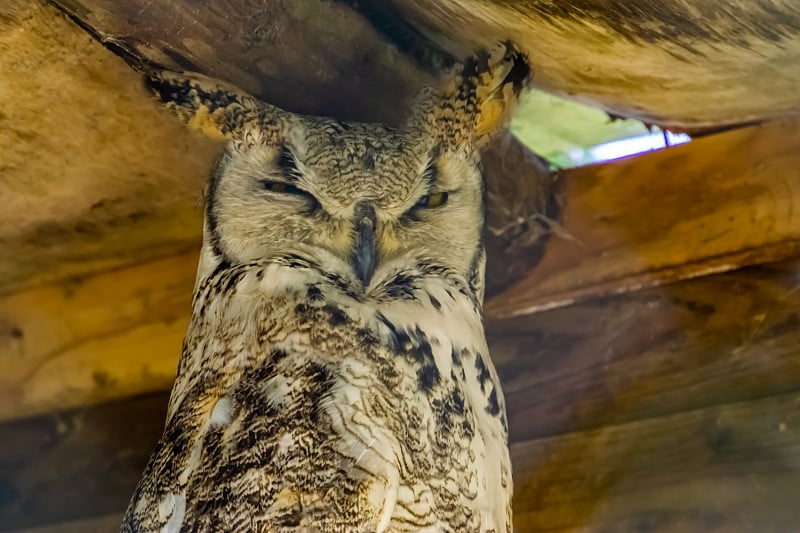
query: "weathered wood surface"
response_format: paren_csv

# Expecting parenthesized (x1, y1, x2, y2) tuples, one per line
(0, 393, 167, 531)
(492, 261, 800, 443)
(2, 261, 799, 530)
(12, 514, 123, 533)
(7, 394, 798, 532)
(486, 117, 800, 320)
(50, 0, 428, 125)
(54, 0, 800, 130)
(0, 252, 196, 423)
(372, 0, 800, 130)
(511, 391, 800, 532)
(0, 0, 216, 292)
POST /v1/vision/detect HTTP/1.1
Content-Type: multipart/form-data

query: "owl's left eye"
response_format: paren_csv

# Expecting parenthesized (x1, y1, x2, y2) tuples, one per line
(262, 181, 308, 196)
(415, 192, 449, 209)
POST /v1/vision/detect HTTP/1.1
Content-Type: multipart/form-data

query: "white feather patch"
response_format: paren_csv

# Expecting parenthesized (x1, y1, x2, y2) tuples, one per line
(158, 493, 186, 533)
(209, 396, 233, 427)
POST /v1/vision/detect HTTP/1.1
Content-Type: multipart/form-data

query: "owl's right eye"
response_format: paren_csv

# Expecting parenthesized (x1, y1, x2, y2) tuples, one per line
(261, 181, 321, 213)
(262, 181, 308, 196)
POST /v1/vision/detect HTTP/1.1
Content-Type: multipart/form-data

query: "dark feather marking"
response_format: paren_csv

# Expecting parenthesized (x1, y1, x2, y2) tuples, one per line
(205, 154, 230, 260)
(475, 352, 491, 392)
(384, 272, 416, 299)
(449, 387, 466, 416)
(417, 362, 441, 392)
(451, 346, 462, 367)
(306, 284, 324, 302)
(375, 311, 399, 352)
(407, 326, 434, 365)
(277, 144, 301, 182)
(327, 305, 349, 326)
(486, 386, 501, 417)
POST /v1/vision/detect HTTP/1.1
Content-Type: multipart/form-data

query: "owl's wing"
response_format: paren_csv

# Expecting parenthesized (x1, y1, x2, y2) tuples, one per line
(121, 345, 393, 533)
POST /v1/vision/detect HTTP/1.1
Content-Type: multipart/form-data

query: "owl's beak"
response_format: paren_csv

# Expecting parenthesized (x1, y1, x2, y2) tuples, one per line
(352, 203, 377, 286)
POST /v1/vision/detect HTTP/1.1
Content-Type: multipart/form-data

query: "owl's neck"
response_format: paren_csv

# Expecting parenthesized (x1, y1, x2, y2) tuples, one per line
(193, 241, 482, 316)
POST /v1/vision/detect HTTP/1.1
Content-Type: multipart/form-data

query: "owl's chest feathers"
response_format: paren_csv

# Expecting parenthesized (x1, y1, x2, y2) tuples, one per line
(183, 260, 492, 392)
(170, 261, 510, 527)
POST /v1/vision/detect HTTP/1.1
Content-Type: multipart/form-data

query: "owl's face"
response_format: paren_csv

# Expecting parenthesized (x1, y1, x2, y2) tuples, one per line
(147, 46, 528, 300)
(209, 116, 484, 292)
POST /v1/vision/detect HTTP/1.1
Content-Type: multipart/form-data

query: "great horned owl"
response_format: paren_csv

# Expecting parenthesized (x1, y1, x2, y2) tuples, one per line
(122, 45, 530, 532)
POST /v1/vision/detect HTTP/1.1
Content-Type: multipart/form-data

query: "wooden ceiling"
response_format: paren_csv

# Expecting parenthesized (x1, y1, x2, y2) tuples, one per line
(54, 0, 800, 130)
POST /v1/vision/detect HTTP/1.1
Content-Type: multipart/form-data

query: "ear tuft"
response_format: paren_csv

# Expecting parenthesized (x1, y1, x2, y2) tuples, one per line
(471, 44, 531, 137)
(144, 70, 267, 141)
(414, 43, 532, 148)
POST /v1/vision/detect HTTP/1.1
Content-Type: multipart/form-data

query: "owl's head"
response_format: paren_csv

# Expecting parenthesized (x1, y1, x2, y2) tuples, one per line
(147, 46, 529, 303)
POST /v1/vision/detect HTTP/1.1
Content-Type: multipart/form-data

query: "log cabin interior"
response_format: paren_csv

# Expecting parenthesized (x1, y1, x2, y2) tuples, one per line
(2, 0, 800, 531)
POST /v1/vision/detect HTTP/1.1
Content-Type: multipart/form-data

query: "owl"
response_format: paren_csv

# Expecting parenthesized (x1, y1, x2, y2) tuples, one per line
(121, 44, 530, 533)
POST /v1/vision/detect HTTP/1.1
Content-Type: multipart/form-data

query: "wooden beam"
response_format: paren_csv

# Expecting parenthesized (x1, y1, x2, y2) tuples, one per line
(485, 118, 800, 320)
(4, 394, 799, 531)
(2, 368, 799, 531)
(0, 393, 167, 531)
(50, 0, 800, 129)
(491, 261, 800, 443)
(49, 0, 429, 125)
(370, 0, 800, 130)
(5, 116, 800, 423)
(511, 391, 800, 532)
(11, 513, 123, 533)
(0, 0, 216, 292)
(1, 261, 799, 530)
(0, 251, 196, 423)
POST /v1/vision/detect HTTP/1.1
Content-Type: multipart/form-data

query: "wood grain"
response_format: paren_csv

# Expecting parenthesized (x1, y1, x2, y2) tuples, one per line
(511, 391, 800, 532)
(50, 0, 428, 125)
(5, 116, 800, 424)
(50, 0, 800, 129)
(3, 393, 798, 532)
(0, 393, 167, 531)
(0, 0, 217, 292)
(486, 118, 800, 320)
(491, 261, 800, 443)
(0, 251, 196, 423)
(10, 514, 122, 533)
(1, 0, 551, 295)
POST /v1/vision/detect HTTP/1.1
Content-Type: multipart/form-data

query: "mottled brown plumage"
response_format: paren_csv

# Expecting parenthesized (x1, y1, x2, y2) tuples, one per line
(122, 44, 529, 532)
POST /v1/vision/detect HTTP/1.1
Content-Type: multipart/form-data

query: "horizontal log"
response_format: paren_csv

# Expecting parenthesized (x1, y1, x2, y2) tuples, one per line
(0, 0, 216, 292)
(491, 260, 800, 442)
(2, 261, 800, 529)
(512, 391, 800, 532)
(4, 117, 800, 423)
(11, 513, 122, 533)
(0, 393, 167, 531)
(53, 0, 800, 129)
(0, 251, 196, 423)
(485, 118, 800, 320)
(51, 0, 428, 124)
(372, 0, 800, 130)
